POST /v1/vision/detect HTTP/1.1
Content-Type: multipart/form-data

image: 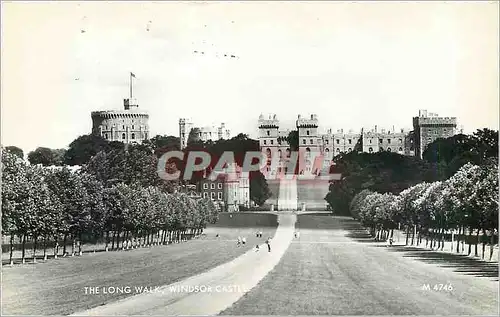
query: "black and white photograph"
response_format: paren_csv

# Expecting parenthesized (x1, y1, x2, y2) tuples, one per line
(1, 1, 499, 316)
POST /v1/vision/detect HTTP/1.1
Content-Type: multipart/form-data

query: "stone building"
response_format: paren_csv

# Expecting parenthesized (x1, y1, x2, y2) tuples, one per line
(360, 126, 407, 154)
(197, 163, 250, 212)
(413, 110, 457, 158)
(222, 163, 250, 212)
(91, 98, 149, 143)
(179, 118, 230, 149)
(258, 113, 417, 175)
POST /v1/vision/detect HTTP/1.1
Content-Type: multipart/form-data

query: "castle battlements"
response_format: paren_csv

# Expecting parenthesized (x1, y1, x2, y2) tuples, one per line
(90, 96, 149, 143)
(296, 114, 318, 128)
(258, 114, 280, 128)
(413, 117, 457, 126)
(91, 110, 149, 119)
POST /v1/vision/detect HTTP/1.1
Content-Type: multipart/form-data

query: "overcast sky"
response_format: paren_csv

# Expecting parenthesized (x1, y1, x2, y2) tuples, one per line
(2, 1, 498, 154)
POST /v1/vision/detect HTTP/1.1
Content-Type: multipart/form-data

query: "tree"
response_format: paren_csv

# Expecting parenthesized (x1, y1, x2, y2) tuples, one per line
(5, 146, 24, 159)
(145, 135, 180, 157)
(64, 134, 118, 166)
(325, 151, 443, 216)
(28, 147, 64, 166)
(1, 149, 28, 264)
(250, 171, 272, 206)
(423, 130, 498, 177)
(82, 145, 176, 192)
(286, 130, 299, 151)
(187, 128, 202, 147)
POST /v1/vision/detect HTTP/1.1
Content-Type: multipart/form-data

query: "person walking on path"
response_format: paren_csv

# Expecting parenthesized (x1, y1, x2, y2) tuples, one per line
(266, 237, 271, 252)
(242, 237, 246, 245)
(237, 236, 241, 247)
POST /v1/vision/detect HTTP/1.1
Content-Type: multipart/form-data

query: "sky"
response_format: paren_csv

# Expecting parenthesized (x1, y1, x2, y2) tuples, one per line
(1, 1, 498, 154)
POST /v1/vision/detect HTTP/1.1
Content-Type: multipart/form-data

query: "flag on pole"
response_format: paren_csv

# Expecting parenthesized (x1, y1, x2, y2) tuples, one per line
(130, 72, 136, 78)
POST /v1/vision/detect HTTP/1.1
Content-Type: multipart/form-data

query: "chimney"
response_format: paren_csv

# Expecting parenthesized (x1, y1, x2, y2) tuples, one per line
(375, 125, 377, 132)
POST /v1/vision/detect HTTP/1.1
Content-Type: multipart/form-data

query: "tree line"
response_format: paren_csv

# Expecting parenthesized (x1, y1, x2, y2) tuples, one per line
(326, 128, 498, 216)
(10, 132, 272, 207)
(1, 148, 219, 265)
(350, 161, 498, 260)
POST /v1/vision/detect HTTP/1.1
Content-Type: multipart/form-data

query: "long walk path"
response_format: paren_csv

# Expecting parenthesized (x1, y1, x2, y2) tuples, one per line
(71, 213, 296, 316)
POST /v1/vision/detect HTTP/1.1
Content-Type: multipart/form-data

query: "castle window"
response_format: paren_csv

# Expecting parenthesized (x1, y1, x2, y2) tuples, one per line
(310, 139, 313, 144)
(204, 183, 208, 189)
(303, 139, 306, 145)
(399, 139, 403, 143)
(131, 133, 135, 140)
(123, 125, 125, 129)
(271, 140, 274, 145)
(203, 192, 208, 198)
(132, 125, 135, 129)
(336, 148, 340, 153)
(379, 147, 384, 151)
(325, 140, 329, 145)
(336, 139, 340, 144)
(211, 192, 215, 200)
(286, 148, 291, 158)
(387, 148, 392, 152)
(264, 140, 267, 145)
(379, 139, 383, 144)
(211, 183, 215, 189)
(267, 130, 270, 136)
(122, 133, 126, 140)
(399, 147, 403, 152)
(369, 147, 373, 153)
(278, 149, 282, 158)
(348, 139, 352, 144)
(348, 148, 352, 152)
(307, 130, 310, 136)
(218, 183, 222, 189)
(145, 133, 148, 139)
(388, 139, 391, 144)
(218, 192, 222, 200)
(103, 133, 108, 139)
(369, 139, 372, 144)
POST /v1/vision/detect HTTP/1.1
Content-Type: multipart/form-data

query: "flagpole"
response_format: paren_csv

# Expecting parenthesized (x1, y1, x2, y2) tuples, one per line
(130, 72, 133, 100)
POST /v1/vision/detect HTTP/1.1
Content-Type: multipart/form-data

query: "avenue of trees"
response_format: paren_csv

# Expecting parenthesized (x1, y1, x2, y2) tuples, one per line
(328, 128, 498, 258)
(350, 161, 498, 260)
(326, 128, 498, 216)
(17, 132, 272, 207)
(2, 147, 218, 265)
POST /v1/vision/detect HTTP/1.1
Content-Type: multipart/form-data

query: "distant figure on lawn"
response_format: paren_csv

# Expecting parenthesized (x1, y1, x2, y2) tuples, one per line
(294, 231, 300, 239)
(242, 237, 246, 245)
(266, 237, 271, 252)
(386, 236, 393, 247)
(255, 244, 260, 251)
(237, 236, 242, 247)
(259, 231, 263, 238)
(216, 234, 219, 238)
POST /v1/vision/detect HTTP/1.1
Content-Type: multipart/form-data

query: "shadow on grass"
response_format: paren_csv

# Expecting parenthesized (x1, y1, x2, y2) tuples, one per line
(339, 219, 499, 280)
(372, 245, 499, 279)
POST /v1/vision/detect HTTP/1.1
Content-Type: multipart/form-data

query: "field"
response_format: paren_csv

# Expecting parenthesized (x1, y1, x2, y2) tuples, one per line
(1, 212, 277, 315)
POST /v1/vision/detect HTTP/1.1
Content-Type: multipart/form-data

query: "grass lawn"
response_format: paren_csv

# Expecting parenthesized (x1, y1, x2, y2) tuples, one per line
(1, 227, 276, 316)
(221, 216, 499, 315)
